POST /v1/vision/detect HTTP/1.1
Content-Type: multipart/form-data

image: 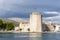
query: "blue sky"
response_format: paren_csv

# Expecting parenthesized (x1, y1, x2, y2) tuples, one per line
(0, 0, 60, 24)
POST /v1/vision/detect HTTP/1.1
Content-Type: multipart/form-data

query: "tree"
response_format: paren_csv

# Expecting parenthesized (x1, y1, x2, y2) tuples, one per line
(20, 28, 22, 31)
(2, 23, 7, 30)
(0, 19, 15, 31)
(0, 19, 3, 30)
(0, 19, 3, 25)
(6, 23, 14, 31)
(27, 28, 30, 32)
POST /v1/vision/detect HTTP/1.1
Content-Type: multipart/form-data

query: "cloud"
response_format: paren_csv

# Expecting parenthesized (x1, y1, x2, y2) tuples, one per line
(0, 0, 4, 4)
(43, 11, 60, 20)
(44, 11, 60, 14)
(43, 11, 60, 24)
(0, 0, 59, 24)
(43, 15, 60, 20)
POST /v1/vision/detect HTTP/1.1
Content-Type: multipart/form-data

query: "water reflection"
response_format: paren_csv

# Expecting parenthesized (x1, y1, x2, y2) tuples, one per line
(42, 33, 57, 40)
(28, 33, 42, 40)
(0, 33, 60, 40)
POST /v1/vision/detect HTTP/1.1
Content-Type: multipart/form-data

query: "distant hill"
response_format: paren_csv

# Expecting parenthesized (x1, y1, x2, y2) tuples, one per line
(0, 18, 19, 26)
(8, 18, 29, 23)
(0, 18, 29, 26)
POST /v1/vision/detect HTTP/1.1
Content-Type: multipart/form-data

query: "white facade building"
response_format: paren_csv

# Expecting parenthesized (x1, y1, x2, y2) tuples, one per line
(15, 26, 20, 31)
(19, 22, 30, 32)
(30, 12, 42, 32)
(18, 12, 42, 32)
(54, 25, 60, 32)
(14, 12, 60, 32)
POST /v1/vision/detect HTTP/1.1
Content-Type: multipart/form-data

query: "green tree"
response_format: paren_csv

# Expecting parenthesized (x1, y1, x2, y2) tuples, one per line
(0, 19, 3, 25)
(0, 19, 3, 30)
(27, 28, 30, 32)
(20, 28, 22, 31)
(6, 23, 14, 31)
(2, 23, 7, 30)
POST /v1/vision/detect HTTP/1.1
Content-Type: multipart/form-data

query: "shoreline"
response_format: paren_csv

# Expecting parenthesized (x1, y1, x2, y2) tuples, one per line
(0, 31, 59, 33)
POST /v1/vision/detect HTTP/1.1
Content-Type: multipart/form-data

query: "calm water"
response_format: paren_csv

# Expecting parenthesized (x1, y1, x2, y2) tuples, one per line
(0, 32, 60, 40)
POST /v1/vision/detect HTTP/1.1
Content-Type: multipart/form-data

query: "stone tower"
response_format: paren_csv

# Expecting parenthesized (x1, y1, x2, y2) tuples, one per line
(30, 12, 42, 32)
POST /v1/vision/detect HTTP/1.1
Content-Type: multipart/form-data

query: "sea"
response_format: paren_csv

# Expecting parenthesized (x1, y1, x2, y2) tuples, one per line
(0, 32, 60, 40)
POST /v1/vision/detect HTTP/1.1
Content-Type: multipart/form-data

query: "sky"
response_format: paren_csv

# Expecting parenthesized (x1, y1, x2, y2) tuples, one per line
(0, 0, 60, 24)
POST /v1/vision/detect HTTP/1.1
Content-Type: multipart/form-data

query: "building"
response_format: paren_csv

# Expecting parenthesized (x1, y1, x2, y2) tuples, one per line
(44, 21, 55, 32)
(18, 12, 42, 32)
(30, 12, 42, 32)
(19, 22, 30, 32)
(14, 12, 42, 32)
(14, 12, 58, 32)
(15, 26, 20, 31)
(54, 24, 60, 32)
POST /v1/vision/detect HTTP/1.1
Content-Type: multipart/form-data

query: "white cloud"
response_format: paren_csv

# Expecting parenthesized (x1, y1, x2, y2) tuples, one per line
(4, 0, 24, 4)
(0, 0, 4, 4)
(0, 0, 25, 13)
(43, 14, 60, 24)
(43, 15, 60, 20)
(44, 11, 60, 15)
(43, 11, 60, 24)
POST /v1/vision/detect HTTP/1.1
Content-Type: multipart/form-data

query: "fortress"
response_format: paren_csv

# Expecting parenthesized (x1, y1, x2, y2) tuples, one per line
(30, 12, 42, 32)
(17, 12, 42, 32)
(14, 12, 60, 32)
